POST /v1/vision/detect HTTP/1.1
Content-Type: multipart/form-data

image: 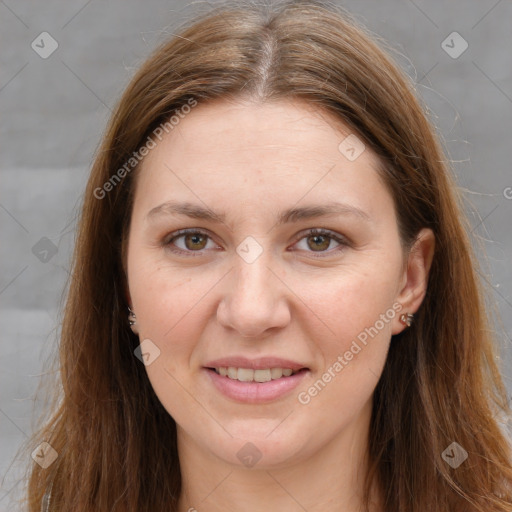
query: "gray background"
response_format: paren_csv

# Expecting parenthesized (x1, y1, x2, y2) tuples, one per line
(1, 0, 511, 509)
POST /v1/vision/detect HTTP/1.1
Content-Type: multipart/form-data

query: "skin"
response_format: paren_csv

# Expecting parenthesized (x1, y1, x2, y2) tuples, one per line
(125, 97, 435, 512)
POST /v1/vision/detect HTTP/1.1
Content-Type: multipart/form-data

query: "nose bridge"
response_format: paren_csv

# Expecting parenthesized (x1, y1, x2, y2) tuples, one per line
(233, 239, 276, 307)
(217, 237, 290, 337)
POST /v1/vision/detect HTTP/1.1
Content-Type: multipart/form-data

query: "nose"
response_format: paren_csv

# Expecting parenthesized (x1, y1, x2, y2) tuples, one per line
(216, 250, 291, 339)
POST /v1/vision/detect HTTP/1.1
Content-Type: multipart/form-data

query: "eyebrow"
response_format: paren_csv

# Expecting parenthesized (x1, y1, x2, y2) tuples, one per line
(146, 200, 371, 225)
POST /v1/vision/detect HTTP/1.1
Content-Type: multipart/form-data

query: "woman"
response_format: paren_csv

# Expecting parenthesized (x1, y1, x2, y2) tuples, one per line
(22, 0, 512, 510)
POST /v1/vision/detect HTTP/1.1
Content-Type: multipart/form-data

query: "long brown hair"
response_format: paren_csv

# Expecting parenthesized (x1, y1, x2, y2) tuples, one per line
(21, 1, 512, 510)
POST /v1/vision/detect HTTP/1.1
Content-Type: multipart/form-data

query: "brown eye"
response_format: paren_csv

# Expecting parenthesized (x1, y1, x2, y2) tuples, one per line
(184, 233, 208, 250)
(306, 233, 331, 251)
(292, 228, 348, 256)
(165, 229, 216, 254)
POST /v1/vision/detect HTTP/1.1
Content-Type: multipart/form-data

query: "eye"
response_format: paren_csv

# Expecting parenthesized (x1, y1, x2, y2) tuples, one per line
(292, 228, 348, 256)
(163, 227, 349, 257)
(164, 229, 218, 255)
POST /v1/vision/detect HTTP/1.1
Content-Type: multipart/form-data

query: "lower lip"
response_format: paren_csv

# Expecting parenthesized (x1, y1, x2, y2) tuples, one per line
(204, 368, 309, 404)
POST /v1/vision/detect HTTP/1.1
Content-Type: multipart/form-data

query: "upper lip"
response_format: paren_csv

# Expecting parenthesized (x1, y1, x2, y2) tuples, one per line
(204, 356, 309, 371)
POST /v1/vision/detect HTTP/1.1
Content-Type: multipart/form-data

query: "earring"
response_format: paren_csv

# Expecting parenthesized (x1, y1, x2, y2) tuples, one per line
(128, 306, 139, 335)
(400, 313, 414, 327)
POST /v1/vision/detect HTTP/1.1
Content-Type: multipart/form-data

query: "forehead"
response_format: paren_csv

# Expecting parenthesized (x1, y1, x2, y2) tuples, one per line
(145, 98, 372, 162)
(133, 98, 392, 221)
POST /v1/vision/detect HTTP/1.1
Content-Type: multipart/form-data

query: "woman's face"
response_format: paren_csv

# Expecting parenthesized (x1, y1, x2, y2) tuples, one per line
(126, 98, 430, 469)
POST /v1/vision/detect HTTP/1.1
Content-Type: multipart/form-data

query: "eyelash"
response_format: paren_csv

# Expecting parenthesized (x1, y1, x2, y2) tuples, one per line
(163, 228, 349, 258)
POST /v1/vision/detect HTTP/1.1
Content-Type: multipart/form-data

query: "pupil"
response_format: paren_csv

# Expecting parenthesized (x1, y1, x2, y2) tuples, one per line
(186, 233, 206, 250)
(309, 235, 329, 251)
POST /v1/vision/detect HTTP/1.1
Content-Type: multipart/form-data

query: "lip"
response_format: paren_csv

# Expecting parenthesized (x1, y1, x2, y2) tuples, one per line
(204, 367, 309, 403)
(202, 356, 310, 404)
(204, 356, 308, 371)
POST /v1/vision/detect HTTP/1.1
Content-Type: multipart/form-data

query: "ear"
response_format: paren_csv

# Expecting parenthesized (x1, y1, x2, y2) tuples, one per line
(392, 228, 435, 335)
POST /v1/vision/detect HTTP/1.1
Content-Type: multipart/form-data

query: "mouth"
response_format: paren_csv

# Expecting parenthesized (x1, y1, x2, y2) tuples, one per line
(204, 365, 310, 403)
(206, 366, 308, 382)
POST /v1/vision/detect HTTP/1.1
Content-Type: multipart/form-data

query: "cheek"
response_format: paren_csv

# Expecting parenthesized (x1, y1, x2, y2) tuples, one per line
(293, 267, 398, 404)
(295, 264, 399, 344)
(131, 269, 201, 347)
(129, 266, 211, 419)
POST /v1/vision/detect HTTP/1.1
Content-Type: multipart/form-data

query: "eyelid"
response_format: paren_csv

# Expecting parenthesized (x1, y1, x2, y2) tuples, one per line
(292, 227, 349, 244)
(164, 227, 214, 244)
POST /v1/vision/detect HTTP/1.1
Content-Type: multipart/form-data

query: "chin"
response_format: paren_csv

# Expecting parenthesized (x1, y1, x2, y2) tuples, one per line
(201, 421, 312, 469)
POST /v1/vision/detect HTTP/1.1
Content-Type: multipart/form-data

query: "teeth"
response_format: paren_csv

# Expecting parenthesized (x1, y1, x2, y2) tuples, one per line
(270, 368, 283, 379)
(237, 368, 253, 382)
(254, 369, 271, 382)
(214, 367, 299, 382)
